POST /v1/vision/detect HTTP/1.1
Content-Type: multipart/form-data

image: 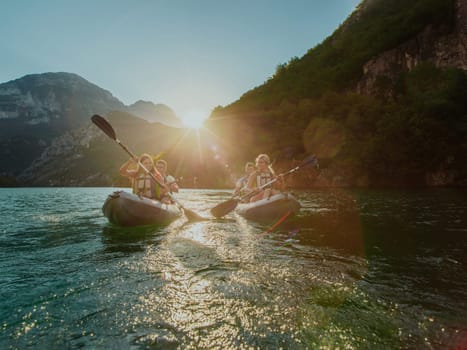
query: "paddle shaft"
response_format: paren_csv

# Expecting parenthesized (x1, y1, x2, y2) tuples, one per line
(238, 162, 307, 202)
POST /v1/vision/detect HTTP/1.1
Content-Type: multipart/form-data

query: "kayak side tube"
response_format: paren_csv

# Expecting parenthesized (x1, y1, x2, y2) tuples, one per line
(236, 192, 301, 221)
(102, 191, 183, 227)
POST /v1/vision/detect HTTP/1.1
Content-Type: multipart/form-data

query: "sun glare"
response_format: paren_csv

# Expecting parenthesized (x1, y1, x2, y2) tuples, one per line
(182, 110, 207, 129)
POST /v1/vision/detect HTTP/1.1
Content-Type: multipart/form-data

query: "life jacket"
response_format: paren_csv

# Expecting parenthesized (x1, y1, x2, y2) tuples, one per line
(236, 175, 249, 189)
(255, 170, 274, 189)
(132, 171, 164, 200)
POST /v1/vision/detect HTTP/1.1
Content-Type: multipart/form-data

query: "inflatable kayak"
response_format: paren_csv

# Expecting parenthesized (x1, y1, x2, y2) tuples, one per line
(102, 191, 183, 227)
(236, 192, 301, 221)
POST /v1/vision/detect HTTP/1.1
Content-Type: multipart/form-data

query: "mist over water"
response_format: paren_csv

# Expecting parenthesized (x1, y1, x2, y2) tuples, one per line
(1, 187, 466, 349)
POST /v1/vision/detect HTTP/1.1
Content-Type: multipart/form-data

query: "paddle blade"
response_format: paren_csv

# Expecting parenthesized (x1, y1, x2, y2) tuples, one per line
(183, 207, 208, 222)
(91, 114, 117, 140)
(210, 198, 239, 218)
(299, 154, 318, 168)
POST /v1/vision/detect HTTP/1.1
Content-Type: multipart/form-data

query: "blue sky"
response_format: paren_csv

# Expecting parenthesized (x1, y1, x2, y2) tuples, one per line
(1, 0, 360, 126)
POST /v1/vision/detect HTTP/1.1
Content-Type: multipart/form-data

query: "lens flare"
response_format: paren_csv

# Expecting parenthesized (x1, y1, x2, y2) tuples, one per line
(181, 110, 207, 129)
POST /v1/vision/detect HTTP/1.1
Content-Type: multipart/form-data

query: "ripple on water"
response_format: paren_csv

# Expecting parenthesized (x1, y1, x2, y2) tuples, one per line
(1, 188, 466, 348)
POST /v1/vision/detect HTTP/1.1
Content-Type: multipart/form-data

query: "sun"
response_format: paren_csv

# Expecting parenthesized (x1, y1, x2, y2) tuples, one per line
(181, 110, 208, 129)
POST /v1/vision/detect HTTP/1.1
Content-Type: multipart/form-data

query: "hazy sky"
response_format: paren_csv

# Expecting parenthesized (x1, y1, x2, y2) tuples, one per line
(1, 0, 360, 126)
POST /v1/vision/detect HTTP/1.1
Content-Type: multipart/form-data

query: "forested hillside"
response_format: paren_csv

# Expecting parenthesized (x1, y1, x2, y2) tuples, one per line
(207, 0, 466, 186)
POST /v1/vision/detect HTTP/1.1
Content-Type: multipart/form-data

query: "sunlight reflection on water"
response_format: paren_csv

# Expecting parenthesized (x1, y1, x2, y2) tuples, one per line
(111, 190, 370, 348)
(1, 188, 466, 349)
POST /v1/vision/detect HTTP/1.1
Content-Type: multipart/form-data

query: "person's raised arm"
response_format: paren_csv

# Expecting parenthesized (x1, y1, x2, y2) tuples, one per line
(119, 158, 137, 177)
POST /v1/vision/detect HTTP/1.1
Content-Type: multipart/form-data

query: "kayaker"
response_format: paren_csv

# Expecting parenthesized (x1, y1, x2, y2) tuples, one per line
(233, 162, 255, 197)
(246, 153, 284, 202)
(155, 159, 179, 194)
(119, 154, 170, 202)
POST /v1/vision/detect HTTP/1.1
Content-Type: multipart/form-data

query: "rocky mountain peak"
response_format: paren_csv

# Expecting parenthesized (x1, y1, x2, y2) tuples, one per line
(0, 72, 126, 175)
(126, 100, 183, 127)
(0, 72, 124, 129)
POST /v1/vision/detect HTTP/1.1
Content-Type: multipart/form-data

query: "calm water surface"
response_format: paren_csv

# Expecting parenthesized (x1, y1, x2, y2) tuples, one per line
(0, 187, 466, 349)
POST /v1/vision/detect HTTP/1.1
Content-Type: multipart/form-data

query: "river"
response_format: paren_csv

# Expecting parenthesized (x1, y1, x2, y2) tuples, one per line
(0, 187, 466, 349)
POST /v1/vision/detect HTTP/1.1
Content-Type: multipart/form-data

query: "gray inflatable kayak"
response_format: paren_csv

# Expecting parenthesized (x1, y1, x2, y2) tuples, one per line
(236, 192, 301, 221)
(102, 191, 183, 227)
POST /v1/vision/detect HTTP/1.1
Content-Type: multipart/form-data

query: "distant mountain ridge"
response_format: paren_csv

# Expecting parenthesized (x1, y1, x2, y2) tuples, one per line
(127, 100, 183, 128)
(0, 72, 182, 177)
(16, 111, 208, 187)
(0, 72, 124, 136)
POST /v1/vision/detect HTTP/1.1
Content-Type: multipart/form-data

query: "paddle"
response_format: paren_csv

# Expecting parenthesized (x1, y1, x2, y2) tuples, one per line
(210, 155, 318, 218)
(91, 114, 206, 221)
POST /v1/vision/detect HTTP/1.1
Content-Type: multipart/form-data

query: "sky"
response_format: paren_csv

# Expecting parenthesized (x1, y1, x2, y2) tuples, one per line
(0, 0, 361, 127)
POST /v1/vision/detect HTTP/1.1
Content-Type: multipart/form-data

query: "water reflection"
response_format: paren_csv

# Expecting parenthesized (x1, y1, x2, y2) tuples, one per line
(100, 194, 370, 349)
(101, 224, 170, 254)
(94, 188, 466, 349)
(3, 188, 462, 348)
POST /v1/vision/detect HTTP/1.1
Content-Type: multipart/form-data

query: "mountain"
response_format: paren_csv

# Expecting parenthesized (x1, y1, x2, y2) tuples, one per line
(17, 111, 226, 187)
(4, 0, 467, 188)
(206, 0, 467, 187)
(126, 100, 183, 128)
(0, 72, 124, 137)
(0, 72, 125, 176)
(217, 0, 463, 110)
(0, 72, 182, 178)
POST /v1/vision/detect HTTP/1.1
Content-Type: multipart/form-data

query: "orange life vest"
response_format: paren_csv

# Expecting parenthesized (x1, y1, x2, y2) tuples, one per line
(132, 170, 164, 200)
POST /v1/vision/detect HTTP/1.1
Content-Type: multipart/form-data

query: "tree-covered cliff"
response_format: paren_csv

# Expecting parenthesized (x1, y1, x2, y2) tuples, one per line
(206, 0, 466, 186)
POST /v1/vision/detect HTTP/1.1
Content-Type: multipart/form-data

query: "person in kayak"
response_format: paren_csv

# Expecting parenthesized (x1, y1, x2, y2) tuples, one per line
(155, 159, 179, 194)
(233, 162, 255, 198)
(119, 154, 170, 202)
(246, 153, 284, 202)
